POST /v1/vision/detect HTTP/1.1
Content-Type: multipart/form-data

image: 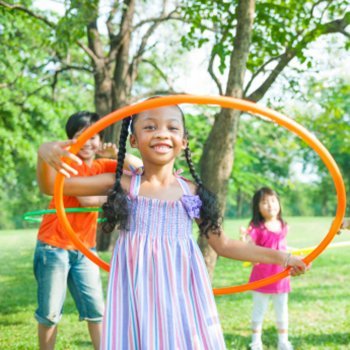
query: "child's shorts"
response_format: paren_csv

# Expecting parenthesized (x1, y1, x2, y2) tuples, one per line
(33, 240, 104, 326)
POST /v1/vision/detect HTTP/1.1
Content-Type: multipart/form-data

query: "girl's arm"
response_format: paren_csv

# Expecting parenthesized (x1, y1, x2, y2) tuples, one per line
(37, 140, 140, 196)
(207, 230, 307, 275)
(61, 172, 130, 198)
(53, 173, 115, 197)
(77, 196, 108, 207)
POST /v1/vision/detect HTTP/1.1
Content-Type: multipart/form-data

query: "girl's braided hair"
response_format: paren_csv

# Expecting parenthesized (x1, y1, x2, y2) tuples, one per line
(102, 105, 222, 237)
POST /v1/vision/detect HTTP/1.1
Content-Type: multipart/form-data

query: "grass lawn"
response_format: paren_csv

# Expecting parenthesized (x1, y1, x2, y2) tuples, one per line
(0, 217, 349, 349)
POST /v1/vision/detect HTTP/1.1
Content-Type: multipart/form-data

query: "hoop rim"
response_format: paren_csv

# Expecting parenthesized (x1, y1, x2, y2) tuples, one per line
(53, 95, 346, 295)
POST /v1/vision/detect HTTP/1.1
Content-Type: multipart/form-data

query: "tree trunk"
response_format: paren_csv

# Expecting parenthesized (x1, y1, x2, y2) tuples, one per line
(198, 0, 255, 281)
(236, 187, 243, 217)
(107, 0, 136, 142)
(94, 68, 113, 118)
(92, 0, 136, 250)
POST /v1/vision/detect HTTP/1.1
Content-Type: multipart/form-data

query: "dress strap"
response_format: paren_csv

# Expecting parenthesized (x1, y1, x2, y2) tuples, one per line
(126, 166, 143, 198)
(174, 169, 192, 196)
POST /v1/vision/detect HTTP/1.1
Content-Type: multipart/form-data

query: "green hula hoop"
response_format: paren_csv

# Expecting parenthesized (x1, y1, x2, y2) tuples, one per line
(22, 208, 105, 223)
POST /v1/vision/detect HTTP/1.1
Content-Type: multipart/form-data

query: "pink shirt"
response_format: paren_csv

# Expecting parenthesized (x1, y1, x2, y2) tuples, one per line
(248, 223, 291, 294)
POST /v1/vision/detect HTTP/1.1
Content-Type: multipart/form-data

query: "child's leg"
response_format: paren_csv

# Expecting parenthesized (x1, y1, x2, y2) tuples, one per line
(67, 249, 104, 350)
(38, 324, 57, 350)
(33, 241, 69, 349)
(251, 292, 269, 345)
(88, 322, 102, 350)
(272, 293, 292, 349)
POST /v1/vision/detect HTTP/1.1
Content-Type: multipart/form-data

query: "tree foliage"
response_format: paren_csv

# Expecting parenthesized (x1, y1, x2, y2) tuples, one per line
(0, 2, 94, 228)
(293, 77, 350, 214)
(0, 0, 348, 239)
(182, 0, 349, 98)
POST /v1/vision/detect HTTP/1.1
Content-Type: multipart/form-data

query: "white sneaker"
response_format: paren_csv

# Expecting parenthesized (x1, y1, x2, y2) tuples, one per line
(249, 341, 263, 350)
(278, 341, 294, 350)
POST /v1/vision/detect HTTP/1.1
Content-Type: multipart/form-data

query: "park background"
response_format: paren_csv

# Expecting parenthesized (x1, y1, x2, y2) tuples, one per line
(0, 0, 349, 349)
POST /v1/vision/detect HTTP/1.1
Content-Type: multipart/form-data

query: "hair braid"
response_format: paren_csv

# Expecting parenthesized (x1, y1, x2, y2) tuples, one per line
(102, 117, 131, 233)
(184, 145, 221, 237)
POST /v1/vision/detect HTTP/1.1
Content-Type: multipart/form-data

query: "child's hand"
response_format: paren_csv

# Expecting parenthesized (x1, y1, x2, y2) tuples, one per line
(38, 140, 82, 177)
(285, 254, 310, 276)
(240, 226, 253, 243)
(97, 142, 118, 158)
(341, 218, 350, 230)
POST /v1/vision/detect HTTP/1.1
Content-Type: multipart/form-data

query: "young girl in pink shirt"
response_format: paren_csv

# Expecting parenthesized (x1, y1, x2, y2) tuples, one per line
(241, 187, 293, 350)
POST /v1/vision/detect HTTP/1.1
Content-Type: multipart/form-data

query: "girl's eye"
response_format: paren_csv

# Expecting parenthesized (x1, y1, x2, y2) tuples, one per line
(144, 125, 156, 130)
(169, 127, 179, 131)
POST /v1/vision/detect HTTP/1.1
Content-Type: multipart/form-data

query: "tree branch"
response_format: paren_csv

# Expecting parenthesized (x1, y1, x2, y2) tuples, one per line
(248, 11, 350, 102)
(0, 73, 22, 90)
(225, 0, 255, 98)
(86, 2, 106, 65)
(108, 0, 135, 63)
(51, 63, 93, 98)
(310, 0, 330, 18)
(0, 0, 55, 28)
(1, 83, 51, 108)
(133, 9, 179, 30)
(77, 40, 100, 64)
(141, 59, 174, 90)
(208, 50, 223, 95)
(56, 64, 93, 74)
(244, 54, 283, 96)
(106, 1, 120, 40)
(129, 3, 175, 83)
(340, 30, 350, 38)
(132, 8, 218, 33)
(0, 1, 101, 67)
(134, 22, 159, 60)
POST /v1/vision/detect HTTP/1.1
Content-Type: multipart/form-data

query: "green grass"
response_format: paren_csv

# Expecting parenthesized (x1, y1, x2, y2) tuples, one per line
(0, 217, 349, 349)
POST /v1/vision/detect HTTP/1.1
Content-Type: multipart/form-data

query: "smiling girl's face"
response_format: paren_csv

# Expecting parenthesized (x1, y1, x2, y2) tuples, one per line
(258, 194, 281, 221)
(130, 106, 187, 166)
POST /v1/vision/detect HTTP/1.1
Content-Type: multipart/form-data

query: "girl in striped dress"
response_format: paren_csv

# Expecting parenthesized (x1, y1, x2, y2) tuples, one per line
(98, 105, 307, 350)
(48, 103, 308, 349)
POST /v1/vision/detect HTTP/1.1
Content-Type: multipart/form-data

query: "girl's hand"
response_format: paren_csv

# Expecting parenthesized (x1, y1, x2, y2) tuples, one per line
(97, 142, 118, 158)
(38, 140, 82, 178)
(285, 254, 309, 276)
(341, 218, 350, 230)
(124, 153, 143, 170)
(240, 226, 253, 243)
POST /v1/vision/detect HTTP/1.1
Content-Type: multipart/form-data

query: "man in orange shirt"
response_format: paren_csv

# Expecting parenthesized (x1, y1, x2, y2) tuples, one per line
(35, 111, 141, 350)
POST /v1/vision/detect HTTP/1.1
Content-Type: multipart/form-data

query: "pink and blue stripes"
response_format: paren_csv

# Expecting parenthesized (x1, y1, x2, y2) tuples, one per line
(101, 175, 226, 349)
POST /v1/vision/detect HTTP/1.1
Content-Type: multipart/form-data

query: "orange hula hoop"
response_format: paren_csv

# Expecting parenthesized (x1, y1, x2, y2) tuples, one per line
(54, 95, 346, 295)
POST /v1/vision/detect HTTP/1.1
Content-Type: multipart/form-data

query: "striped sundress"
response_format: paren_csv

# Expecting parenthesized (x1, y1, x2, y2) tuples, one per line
(101, 170, 226, 349)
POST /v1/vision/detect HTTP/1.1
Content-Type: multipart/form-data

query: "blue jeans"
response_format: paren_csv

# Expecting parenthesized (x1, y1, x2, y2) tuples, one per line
(34, 240, 104, 326)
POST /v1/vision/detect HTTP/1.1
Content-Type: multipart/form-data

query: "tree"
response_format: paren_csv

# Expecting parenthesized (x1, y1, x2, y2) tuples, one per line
(0, 0, 182, 139)
(0, 0, 184, 234)
(182, 0, 349, 279)
(0, 4, 94, 228)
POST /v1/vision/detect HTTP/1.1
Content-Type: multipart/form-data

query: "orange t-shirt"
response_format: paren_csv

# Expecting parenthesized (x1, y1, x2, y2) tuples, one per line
(37, 158, 117, 249)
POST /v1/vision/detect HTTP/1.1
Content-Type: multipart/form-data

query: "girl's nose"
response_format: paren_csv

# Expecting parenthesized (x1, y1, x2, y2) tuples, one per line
(154, 130, 169, 139)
